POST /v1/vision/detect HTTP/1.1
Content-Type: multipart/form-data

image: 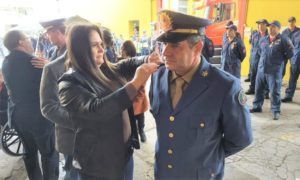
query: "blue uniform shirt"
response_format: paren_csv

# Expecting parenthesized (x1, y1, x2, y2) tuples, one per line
(257, 34, 294, 74)
(149, 58, 252, 180)
(282, 27, 300, 65)
(249, 30, 268, 65)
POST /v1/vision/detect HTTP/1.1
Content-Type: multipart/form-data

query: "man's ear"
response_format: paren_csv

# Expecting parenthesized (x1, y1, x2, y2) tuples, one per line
(18, 39, 24, 47)
(194, 40, 203, 55)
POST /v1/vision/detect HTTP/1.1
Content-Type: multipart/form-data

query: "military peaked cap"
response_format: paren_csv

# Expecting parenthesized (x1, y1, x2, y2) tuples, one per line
(40, 18, 66, 30)
(156, 10, 211, 43)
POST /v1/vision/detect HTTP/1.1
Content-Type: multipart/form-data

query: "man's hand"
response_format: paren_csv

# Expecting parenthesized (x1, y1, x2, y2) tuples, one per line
(31, 57, 50, 69)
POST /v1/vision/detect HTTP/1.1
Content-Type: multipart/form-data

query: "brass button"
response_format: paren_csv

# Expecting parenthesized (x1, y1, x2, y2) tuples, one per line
(169, 116, 175, 122)
(167, 149, 173, 154)
(168, 132, 174, 138)
(167, 164, 173, 169)
(200, 123, 205, 128)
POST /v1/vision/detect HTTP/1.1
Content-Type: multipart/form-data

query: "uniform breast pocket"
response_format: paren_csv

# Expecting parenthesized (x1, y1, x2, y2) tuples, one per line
(187, 117, 212, 142)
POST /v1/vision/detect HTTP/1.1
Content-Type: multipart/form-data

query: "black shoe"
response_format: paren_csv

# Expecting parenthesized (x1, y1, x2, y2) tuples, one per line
(250, 108, 262, 113)
(273, 112, 280, 120)
(244, 78, 250, 82)
(265, 94, 269, 99)
(281, 97, 293, 103)
(139, 130, 147, 143)
(245, 89, 255, 95)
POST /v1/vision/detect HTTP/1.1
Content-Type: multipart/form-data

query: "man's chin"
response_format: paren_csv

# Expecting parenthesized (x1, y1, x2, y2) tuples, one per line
(165, 64, 175, 71)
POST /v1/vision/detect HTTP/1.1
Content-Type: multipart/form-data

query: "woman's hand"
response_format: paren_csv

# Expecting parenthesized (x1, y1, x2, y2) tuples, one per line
(130, 63, 158, 90)
(147, 52, 162, 64)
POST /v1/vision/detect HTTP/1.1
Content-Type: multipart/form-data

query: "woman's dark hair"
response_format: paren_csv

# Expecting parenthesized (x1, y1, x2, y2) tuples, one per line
(67, 24, 125, 91)
(102, 27, 114, 48)
(3, 30, 23, 51)
(121, 40, 136, 58)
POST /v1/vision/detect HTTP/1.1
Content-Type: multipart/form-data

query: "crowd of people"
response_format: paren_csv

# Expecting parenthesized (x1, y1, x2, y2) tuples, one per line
(0, 8, 298, 180)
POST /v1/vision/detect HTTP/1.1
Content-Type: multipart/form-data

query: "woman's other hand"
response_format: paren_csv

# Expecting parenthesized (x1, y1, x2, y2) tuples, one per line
(147, 52, 162, 64)
(130, 63, 158, 90)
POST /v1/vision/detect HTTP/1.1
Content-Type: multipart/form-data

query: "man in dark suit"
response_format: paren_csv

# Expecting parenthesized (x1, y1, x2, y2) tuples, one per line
(149, 10, 252, 179)
(2, 30, 59, 179)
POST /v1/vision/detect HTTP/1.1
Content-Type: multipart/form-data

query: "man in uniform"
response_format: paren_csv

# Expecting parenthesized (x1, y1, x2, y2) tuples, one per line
(149, 10, 252, 180)
(30, 18, 67, 69)
(245, 19, 269, 95)
(221, 24, 246, 78)
(281, 17, 300, 102)
(250, 21, 294, 120)
(281, 17, 300, 79)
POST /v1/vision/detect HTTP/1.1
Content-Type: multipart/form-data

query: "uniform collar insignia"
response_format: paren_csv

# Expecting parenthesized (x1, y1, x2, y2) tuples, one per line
(201, 70, 208, 77)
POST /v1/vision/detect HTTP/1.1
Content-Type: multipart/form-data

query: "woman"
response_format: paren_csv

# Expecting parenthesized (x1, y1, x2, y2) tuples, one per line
(121, 40, 148, 142)
(58, 24, 158, 179)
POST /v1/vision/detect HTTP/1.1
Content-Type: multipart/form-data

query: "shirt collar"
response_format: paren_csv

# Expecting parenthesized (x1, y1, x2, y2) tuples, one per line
(171, 59, 201, 84)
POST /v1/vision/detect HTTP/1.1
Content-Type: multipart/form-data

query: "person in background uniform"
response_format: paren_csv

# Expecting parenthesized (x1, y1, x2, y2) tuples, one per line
(58, 24, 159, 179)
(42, 18, 67, 61)
(149, 10, 252, 180)
(245, 19, 269, 95)
(250, 20, 294, 120)
(281, 17, 300, 79)
(2, 30, 59, 180)
(202, 35, 214, 62)
(221, 24, 246, 78)
(30, 18, 67, 69)
(281, 17, 300, 102)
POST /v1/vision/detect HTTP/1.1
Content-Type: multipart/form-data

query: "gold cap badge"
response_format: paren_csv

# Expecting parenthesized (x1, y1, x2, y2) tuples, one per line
(159, 12, 173, 32)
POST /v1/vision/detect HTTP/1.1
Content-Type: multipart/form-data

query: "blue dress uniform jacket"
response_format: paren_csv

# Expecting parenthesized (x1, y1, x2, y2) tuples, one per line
(221, 37, 246, 78)
(149, 58, 252, 180)
(253, 34, 294, 112)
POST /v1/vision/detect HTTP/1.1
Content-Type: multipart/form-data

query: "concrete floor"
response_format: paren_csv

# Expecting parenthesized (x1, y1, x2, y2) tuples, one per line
(1, 79, 300, 180)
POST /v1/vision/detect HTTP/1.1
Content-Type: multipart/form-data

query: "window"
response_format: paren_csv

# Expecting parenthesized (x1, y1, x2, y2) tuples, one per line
(178, 0, 188, 14)
(212, 3, 236, 23)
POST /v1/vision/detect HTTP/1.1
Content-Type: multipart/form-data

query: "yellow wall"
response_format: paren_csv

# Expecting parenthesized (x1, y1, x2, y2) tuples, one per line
(242, 0, 300, 79)
(61, 0, 153, 40)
